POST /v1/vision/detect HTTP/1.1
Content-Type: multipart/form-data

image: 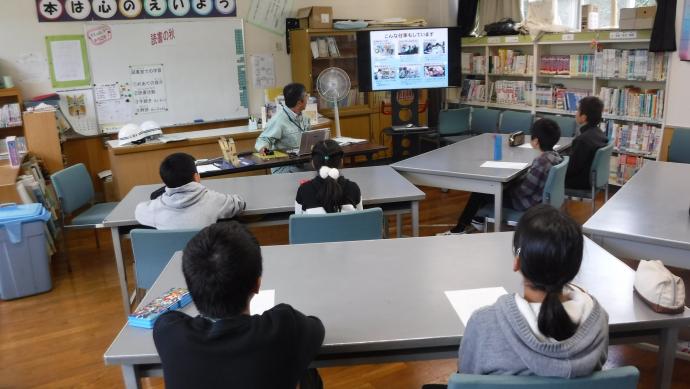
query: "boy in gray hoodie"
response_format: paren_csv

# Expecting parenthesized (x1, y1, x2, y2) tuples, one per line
(458, 204, 609, 378)
(135, 153, 246, 230)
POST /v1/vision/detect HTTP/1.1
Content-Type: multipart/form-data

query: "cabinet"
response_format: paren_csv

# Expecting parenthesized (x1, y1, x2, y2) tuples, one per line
(456, 30, 669, 185)
(0, 88, 24, 138)
(22, 111, 64, 175)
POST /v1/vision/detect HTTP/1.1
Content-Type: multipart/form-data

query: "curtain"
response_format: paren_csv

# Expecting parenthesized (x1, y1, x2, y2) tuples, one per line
(476, 0, 522, 34)
(650, 0, 677, 52)
(457, 0, 480, 36)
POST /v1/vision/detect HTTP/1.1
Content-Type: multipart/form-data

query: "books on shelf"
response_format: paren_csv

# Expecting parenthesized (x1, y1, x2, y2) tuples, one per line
(0, 103, 22, 128)
(490, 49, 533, 75)
(608, 122, 662, 157)
(610, 154, 646, 185)
(539, 55, 594, 77)
(594, 49, 667, 81)
(462, 52, 486, 74)
(599, 87, 664, 120)
(460, 79, 487, 102)
(312, 37, 341, 58)
(491, 80, 533, 105)
(535, 84, 590, 111)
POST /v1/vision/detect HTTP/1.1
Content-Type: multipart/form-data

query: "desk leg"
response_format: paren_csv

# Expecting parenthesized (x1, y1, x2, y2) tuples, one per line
(112, 227, 131, 316)
(656, 327, 678, 389)
(411, 201, 419, 237)
(121, 365, 143, 389)
(494, 188, 503, 232)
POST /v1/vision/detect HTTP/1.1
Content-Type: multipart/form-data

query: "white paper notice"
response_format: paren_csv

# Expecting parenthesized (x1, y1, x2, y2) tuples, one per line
(195, 164, 221, 174)
(57, 88, 99, 136)
(445, 287, 508, 325)
(247, 0, 294, 34)
(94, 83, 121, 101)
(250, 289, 275, 315)
(251, 54, 276, 89)
(50, 40, 86, 82)
(480, 161, 529, 169)
(96, 98, 134, 127)
(130, 64, 168, 114)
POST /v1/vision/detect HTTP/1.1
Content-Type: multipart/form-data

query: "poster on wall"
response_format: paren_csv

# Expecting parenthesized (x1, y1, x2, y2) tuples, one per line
(129, 64, 168, 114)
(57, 88, 99, 136)
(246, 0, 293, 34)
(681, 0, 690, 61)
(36, 0, 237, 23)
(45, 35, 91, 88)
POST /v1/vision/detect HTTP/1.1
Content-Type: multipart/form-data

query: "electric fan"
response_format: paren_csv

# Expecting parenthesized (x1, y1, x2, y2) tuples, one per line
(315, 67, 351, 138)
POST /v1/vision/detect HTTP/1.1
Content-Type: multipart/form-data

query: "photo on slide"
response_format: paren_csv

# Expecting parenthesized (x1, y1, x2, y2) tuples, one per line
(424, 65, 446, 78)
(423, 40, 446, 55)
(374, 66, 397, 80)
(373, 40, 396, 57)
(398, 40, 420, 55)
(398, 65, 421, 79)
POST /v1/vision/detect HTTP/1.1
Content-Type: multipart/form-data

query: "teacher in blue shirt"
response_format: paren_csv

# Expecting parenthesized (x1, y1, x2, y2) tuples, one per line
(255, 83, 311, 174)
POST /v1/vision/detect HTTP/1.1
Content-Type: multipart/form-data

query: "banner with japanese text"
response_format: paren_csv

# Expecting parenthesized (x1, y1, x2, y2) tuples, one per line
(36, 0, 237, 22)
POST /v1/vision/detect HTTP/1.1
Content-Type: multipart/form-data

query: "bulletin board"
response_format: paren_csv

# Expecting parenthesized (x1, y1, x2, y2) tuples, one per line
(85, 19, 248, 132)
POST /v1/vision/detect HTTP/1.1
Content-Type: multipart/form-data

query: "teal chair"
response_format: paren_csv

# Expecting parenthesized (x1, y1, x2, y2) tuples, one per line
(478, 156, 569, 229)
(470, 108, 500, 134)
(565, 143, 614, 214)
(541, 114, 578, 137)
(50, 163, 118, 271)
(421, 108, 472, 148)
(499, 111, 533, 134)
(446, 366, 639, 389)
(130, 228, 200, 290)
(668, 128, 690, 164)
(289, 208, 383, 244)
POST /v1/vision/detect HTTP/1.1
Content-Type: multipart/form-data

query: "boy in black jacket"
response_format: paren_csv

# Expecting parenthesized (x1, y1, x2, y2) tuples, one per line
(565, 96, 609, 189)
(153, 222, 325, 389)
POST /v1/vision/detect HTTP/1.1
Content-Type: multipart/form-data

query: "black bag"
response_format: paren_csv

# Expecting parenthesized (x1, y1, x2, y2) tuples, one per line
(484, 18, 519, 36)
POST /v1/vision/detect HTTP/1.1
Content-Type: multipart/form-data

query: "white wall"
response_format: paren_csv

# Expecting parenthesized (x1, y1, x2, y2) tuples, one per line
(664, 1, 690, 128)
(0, 0, 448, 117)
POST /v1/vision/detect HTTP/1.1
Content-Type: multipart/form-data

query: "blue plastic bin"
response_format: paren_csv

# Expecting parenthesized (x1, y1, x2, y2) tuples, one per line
(0, 203, 52, 300)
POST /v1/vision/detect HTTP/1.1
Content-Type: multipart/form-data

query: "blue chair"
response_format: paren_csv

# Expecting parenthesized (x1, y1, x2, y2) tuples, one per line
(130, 228, 200, 290)
(470, 108, 500, 134)
(478, 156, 569, 229)
(541, 114, 578, 137)
(566, 143, 614, 214)
(668, 127, 690, 164)
(289, 208, 383, 244)
(50, 163, 118, 271)
(446, 366, 639, 389)
(421, 108, 472, 148)
(499, 111, 533, 134)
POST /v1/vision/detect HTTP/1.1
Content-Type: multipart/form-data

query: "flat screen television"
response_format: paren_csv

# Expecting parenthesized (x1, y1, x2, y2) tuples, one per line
(357, 27, 461, 92)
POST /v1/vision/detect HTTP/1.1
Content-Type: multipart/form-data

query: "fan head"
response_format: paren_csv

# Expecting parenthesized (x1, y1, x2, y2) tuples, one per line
(316, 67, 351, 102)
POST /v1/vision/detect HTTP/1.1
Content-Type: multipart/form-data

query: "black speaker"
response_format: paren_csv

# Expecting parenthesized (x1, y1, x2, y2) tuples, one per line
(286, 18, 300, 54)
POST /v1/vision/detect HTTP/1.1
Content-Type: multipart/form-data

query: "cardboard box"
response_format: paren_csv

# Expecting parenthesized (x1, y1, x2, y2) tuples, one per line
(581, 4, 599, 30)
(620, 6, 656, 30)
(297, 6, 333, 29)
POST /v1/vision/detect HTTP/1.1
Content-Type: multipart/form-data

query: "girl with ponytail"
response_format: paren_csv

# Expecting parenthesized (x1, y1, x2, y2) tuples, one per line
(295, 140, 362, 214)
(458, 204, 609, 378)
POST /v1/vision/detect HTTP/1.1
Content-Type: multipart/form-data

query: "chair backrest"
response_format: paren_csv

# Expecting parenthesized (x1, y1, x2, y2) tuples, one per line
(470, 108, 500, 134)
(499, 111, 533, 134)
(50, 163, 95, 215)
(541, 114, 578, 137)
(542, 156, 569, 208)
(591, 142, 614, 189)
(289, 208, 383, 244)
(668, 127, 690, 164)
(439, 107, 471, 136)
(447, 366, 640, 389)
(131, 228, 201, 290)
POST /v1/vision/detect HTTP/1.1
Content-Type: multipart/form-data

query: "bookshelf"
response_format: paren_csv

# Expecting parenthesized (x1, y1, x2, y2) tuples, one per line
(0, 88, 24, 137)
(457, 29, 669, 185)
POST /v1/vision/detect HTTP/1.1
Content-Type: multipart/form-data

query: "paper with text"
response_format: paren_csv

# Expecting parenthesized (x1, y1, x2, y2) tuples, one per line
(480, 161, 529, 169)
(250, 290, 275, 316)
(445, 287, 508, 325)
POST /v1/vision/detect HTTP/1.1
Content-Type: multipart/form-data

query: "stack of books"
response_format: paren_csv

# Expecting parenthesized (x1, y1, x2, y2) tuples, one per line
(536, 85, 590, 111)
(0, 103, 22, 128)
(608, 122, 662, 156)
(539, 55, 594, 77)
(489, 49, 533, 75)
(594, 49, 667, 81)
(492, 80, 533, 105)
(461, 79, 487, 102)
(599, 87, 664, 120)
(610, 154, 646, 185)
(461, 53, 486, 74)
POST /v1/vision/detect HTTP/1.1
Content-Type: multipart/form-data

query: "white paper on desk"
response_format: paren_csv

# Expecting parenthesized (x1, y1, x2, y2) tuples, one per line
(445, 287, 508, 325)
(196, 164, 221, 174)
(518, 143, 560, 150)
(480, 161, 529, 169)
(250, 289, 275, 315)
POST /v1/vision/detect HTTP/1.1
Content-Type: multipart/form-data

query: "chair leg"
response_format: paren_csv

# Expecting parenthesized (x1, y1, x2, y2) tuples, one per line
(591, 187, 596, 214)
(604, 184, 609, 202)
(94, 229, 101, 248)
(396, 214, 402, 238)
(60, 227, 72, 273)
(382, 217, 389, 239)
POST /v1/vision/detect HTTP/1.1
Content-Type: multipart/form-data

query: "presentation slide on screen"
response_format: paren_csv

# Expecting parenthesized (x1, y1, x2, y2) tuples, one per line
(370, 28, 449, 91)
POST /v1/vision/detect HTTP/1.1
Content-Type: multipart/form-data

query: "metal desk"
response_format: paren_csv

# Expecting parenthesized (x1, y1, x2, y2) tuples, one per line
(103, 165, 425, 315)
(391, 133, 572, 232)
(105, 233, 690, 389)
(583, 161, 690, 269)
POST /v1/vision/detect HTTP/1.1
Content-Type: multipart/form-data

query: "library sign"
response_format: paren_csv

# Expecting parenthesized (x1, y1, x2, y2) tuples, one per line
(36, 0, 236, 22)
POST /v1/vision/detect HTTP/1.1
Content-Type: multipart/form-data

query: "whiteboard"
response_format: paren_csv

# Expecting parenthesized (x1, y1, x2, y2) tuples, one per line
(85, 19, 248, 131)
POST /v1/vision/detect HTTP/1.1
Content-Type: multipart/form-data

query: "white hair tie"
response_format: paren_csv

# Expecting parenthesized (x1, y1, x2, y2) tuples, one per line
(319, 166, 340, 180)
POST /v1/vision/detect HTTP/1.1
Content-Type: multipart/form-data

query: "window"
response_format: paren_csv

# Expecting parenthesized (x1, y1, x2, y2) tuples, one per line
(521, 0, 582, 31)
(582, 0, 657, 28)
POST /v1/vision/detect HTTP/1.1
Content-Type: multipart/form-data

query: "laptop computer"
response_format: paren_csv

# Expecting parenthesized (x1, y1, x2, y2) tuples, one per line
(287, 128, 330, 156)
